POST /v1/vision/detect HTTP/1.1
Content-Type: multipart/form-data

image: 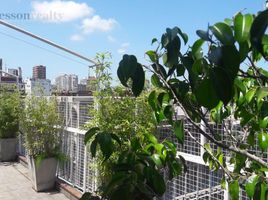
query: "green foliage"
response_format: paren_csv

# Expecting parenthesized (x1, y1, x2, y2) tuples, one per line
(114, 8, 268, 200)
(21, 95, 63, 158)
(84, 53, 181, 199)
(0, 87, 21, 138)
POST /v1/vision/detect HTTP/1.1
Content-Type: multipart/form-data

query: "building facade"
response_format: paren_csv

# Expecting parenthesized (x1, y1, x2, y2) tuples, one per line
(0, 59, 24, 91)
(25, 78, 51, 96)
(55, 74, 78, 93)
(33, 65, 46, 80)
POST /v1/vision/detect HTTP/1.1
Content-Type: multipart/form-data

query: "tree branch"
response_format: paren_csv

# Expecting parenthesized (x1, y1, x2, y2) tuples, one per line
(143, 64, 268, 167)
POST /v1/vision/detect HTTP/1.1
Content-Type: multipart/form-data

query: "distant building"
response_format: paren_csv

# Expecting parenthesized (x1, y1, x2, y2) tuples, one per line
(0, 59, 24, 91)
(33, 65, 46, 80)
(55, 74, 78, 93)
(78, 84, 87, 92)
(25, 78, 51, 96)
(8, 68, 18, 76)
(80, 77, 88, 85)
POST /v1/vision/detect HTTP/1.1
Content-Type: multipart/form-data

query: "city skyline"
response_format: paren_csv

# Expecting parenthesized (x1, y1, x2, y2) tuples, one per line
(0, 59, 90, 84)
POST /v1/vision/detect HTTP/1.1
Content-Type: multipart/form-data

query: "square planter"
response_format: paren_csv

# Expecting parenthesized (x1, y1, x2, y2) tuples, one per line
(0, 138, 17, 161)
(27, 156, 58, 192)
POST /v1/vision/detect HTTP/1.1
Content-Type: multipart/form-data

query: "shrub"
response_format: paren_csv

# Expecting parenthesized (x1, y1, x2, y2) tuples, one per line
(21, 95, 62, 158)
(0, 87, 21, 138)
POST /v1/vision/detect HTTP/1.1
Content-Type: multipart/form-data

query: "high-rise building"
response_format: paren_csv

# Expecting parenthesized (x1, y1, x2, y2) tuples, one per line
(55, 74, 78, 93)
(33, 65, 46, 80)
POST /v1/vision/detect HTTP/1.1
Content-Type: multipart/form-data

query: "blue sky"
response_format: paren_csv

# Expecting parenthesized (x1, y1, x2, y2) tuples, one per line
(0, 0, 265, 83)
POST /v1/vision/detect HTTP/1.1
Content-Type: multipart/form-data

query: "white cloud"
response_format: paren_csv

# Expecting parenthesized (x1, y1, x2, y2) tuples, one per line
(107, 35, 116, 43)
(31, 0, 94, 23)
(81, 15, 117, 34)
(117, 42, 130, 54)
(70, 34, 83, 41)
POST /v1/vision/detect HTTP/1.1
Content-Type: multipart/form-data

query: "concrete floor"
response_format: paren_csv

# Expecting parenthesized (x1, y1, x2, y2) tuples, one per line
(0, 162, 69, 200)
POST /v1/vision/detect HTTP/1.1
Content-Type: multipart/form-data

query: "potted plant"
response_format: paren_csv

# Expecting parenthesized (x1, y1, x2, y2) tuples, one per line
(21, 95, 63, 192)
(0, 87, 21, 161)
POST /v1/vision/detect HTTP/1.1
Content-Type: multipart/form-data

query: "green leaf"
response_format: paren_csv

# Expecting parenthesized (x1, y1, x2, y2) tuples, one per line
(234, 13, 253, 43)
(192, 39, 204, 60)
(247, 132, 255, 146)
(238, 41, 250, 62)
(210, 22, 234, 45)
(111, 133, 121, 145)
(250, 9, 268, 59)
(196, 30, 210, 41)
(195, 78, 219, 109)
(161, 33, 169, 48)
(258, 132, 268, 151)
(260, 183, 268, 200)
(173, 120, 184, 144)
(163, 105, 173, 122)
(202, 151, 210, 163)
(229, 180, 239, 200)
(146, 50, 157, 62)
(117, 55, 145, 96)
(162, 28, 181, 68)
(166, 36, 181, 68)
(152, 63, 167, 80)
(151, 154, 162, 167)
(245, 88, 256, 103)
(174, 27, 188, 44)
(145, 133, 158, 144)
(148, 90, 157, 111)
(245, 174, 259, 198)
(224, 18, 233, 26)
(210, 67, 233, 105)
(234, 79, 246, 94)
(234, 153, 246, 173)
(144, 167, 166, 195)
(209, 45, 240, 80)
(90, 138, 98, 158)
(260, 116, 268, 129)
(151, 74, 162, 87)
(256, 87, 268, 102)
(221, 177, 226, 189)
(96, 133, 113, 160)
(85, 127, 99, 145)
(151, 38, 158, 45)
(132, 63, 145, 97)
(176, 64, 185, 76)
(117, 55, 139, 87)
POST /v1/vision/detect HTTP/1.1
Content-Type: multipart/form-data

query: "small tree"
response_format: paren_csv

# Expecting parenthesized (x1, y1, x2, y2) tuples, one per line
(21, 95, 62, 159)
(0, 87, 21, 138)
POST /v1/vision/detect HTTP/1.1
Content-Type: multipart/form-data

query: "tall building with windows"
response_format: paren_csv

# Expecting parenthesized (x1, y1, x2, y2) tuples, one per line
(55, 74, 78, 93)
(33, 65, 46, 80)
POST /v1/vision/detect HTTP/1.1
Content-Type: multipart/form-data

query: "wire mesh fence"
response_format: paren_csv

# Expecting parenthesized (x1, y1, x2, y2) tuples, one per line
(17, 96, 257, 199)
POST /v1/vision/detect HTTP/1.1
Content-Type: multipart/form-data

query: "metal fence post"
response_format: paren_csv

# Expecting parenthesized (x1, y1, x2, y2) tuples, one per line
(82, 142, 88, 192)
